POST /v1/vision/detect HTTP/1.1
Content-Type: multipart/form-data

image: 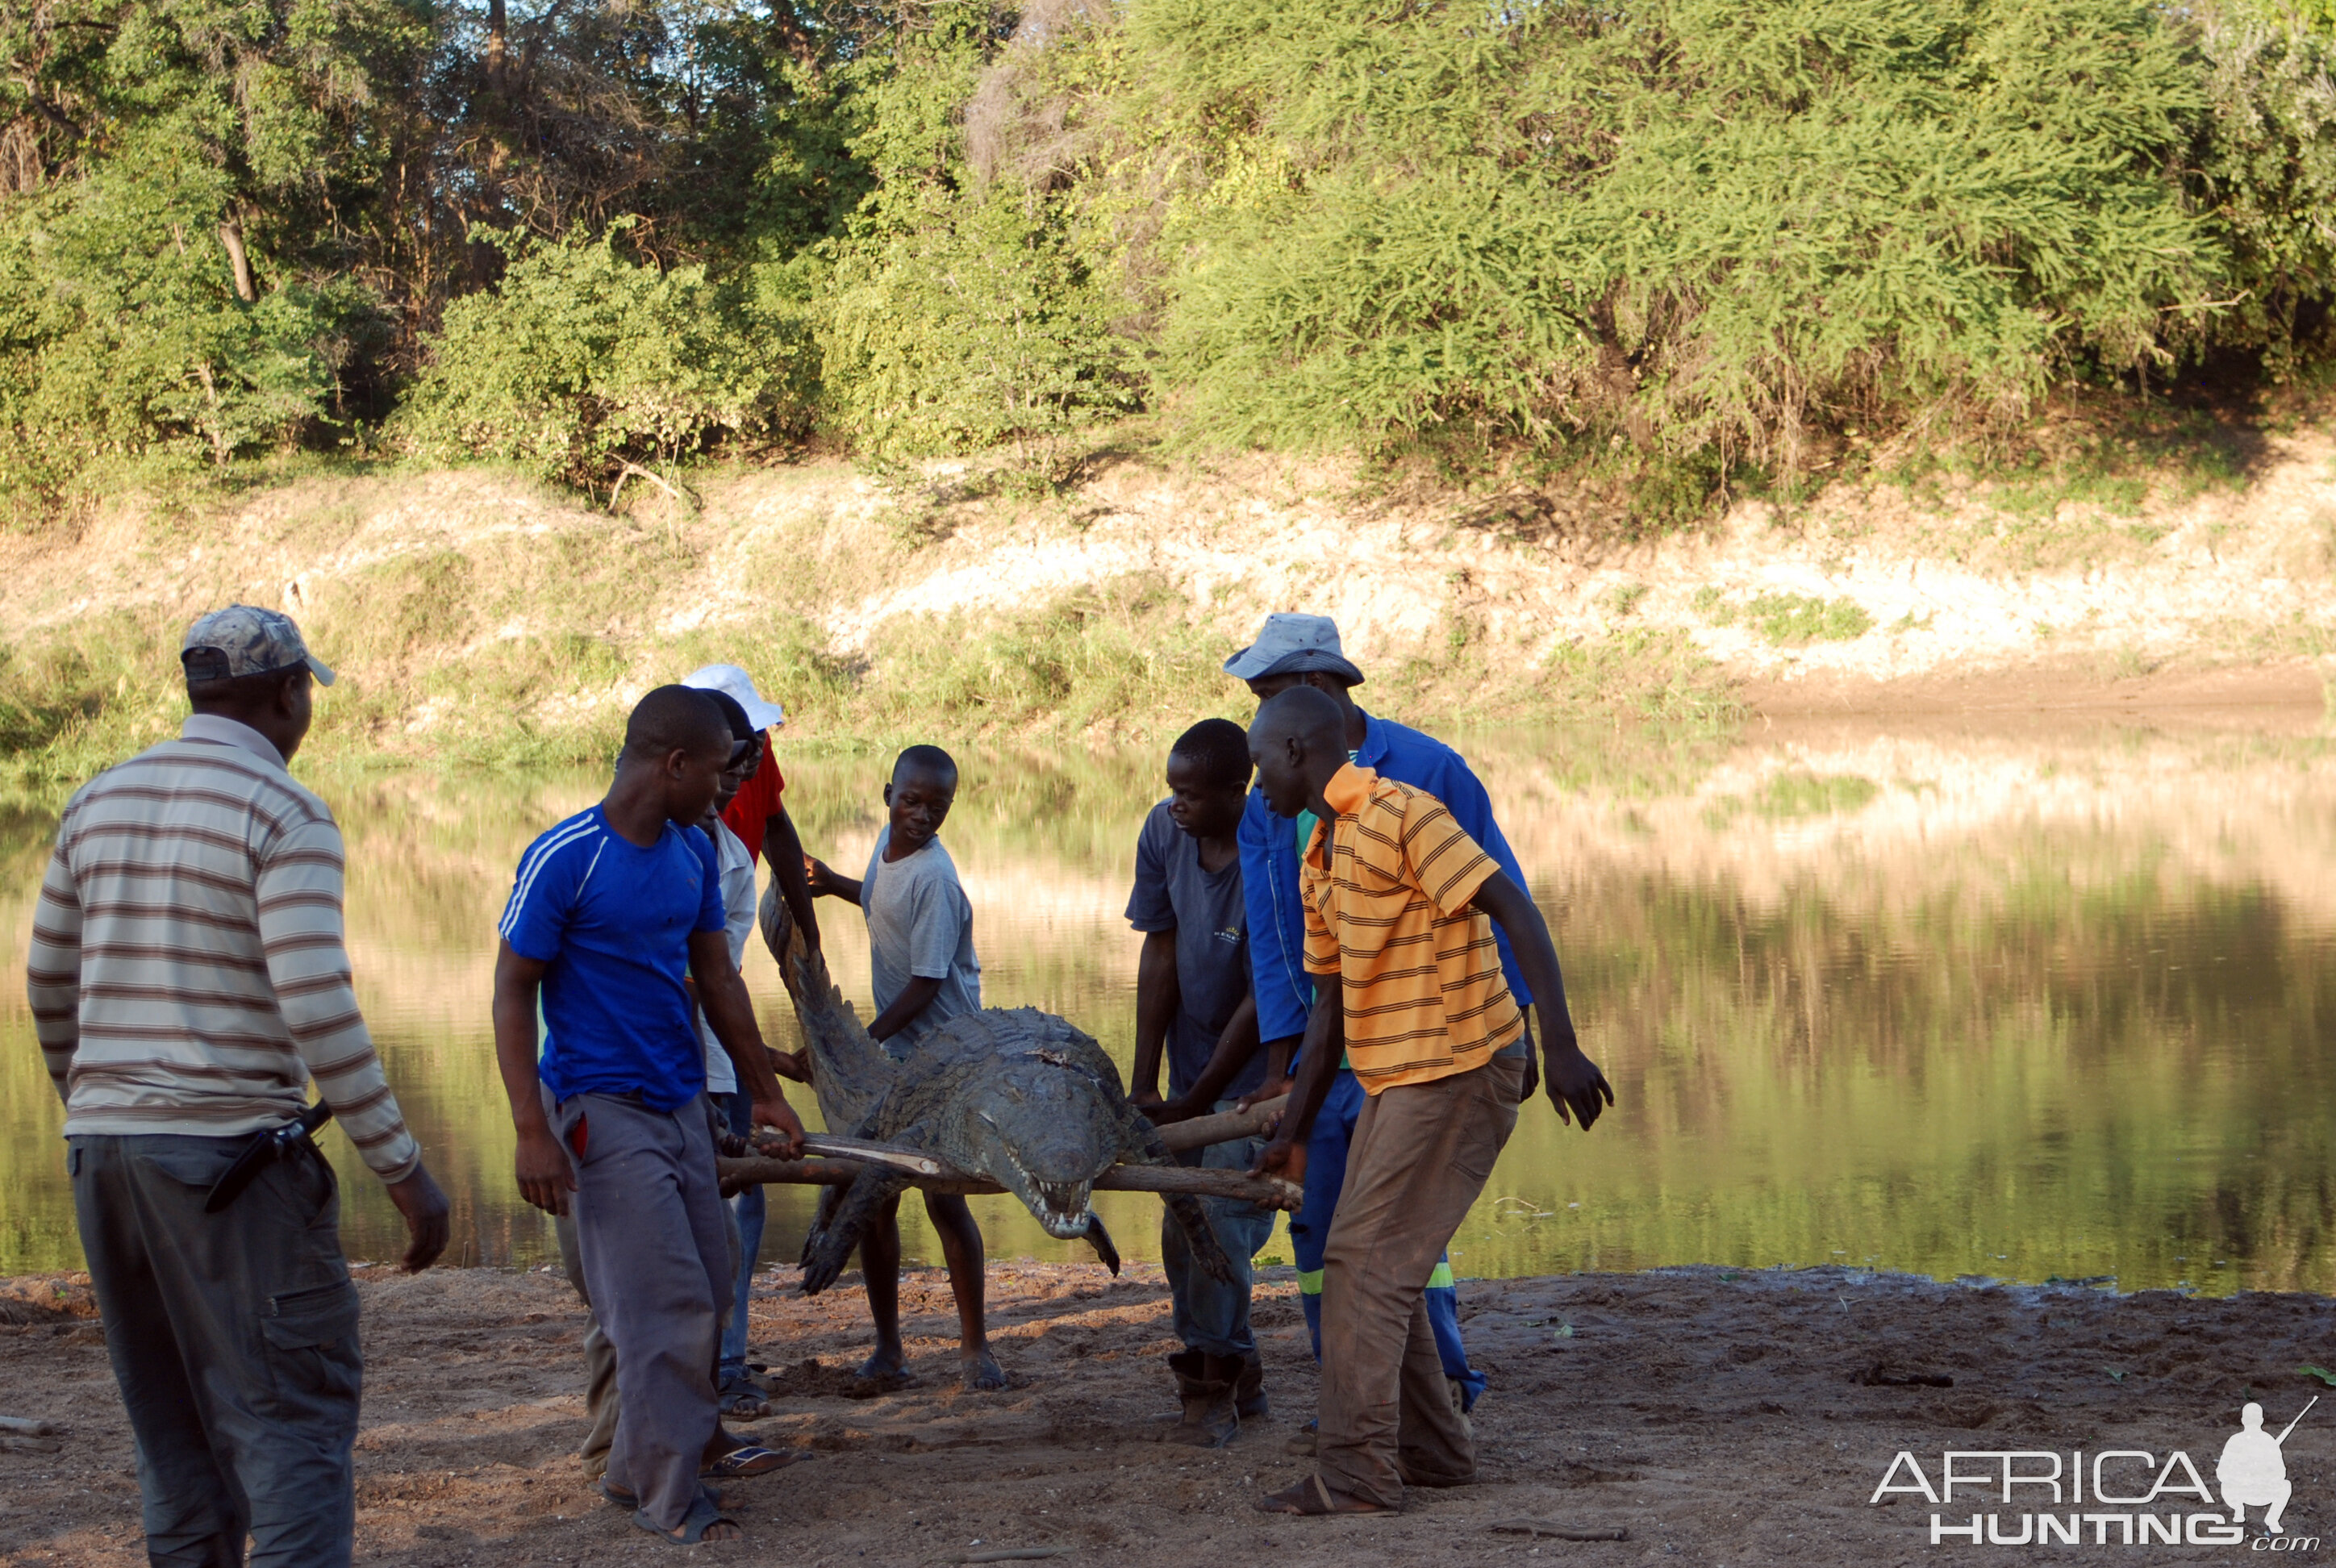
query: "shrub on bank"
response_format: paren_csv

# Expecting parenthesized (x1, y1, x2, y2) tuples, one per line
(392, 230, 816, 491)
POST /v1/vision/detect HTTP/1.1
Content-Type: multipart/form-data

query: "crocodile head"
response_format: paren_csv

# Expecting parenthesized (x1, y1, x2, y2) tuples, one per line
(956, 1062, 1123, 1239)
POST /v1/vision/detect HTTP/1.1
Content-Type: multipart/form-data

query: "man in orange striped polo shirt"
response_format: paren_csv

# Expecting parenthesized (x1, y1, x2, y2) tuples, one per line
(1247, 686, 1612, 1517)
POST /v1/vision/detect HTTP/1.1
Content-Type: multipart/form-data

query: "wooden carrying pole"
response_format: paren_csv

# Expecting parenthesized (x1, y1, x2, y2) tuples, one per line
(1152, 1095, 1287, 1154)
(719, 1153, 1303, 1211)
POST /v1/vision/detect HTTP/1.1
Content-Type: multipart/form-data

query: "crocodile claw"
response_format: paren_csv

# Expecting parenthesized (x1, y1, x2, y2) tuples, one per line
(1082, 1210, 1121, 1275)
(1165, 1191, 1239, 1285)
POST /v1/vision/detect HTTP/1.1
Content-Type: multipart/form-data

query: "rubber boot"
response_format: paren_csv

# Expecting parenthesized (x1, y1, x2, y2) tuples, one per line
(1160, 1349, 1239, 1448)
(1234, 1352, 1269, 1420)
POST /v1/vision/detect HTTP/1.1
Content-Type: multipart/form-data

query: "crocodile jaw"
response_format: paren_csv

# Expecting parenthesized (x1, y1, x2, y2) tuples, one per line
(976, 1111, 1099, 1237)
(995, 1141, 1095, 1239)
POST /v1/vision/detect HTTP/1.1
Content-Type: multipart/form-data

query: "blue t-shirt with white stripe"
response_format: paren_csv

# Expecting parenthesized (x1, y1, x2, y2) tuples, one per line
(499, 804, 728, 1111)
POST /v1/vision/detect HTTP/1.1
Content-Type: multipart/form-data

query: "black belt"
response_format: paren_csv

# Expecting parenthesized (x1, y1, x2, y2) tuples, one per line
(203, 1101, 335, 1213)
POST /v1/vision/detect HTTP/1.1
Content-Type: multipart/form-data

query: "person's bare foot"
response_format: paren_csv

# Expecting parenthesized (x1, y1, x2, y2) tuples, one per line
(961, 1345, 1007, 1391)
(857, 1344, 912, 1382)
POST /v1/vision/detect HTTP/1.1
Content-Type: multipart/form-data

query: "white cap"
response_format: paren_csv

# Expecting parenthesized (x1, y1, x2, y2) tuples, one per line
(682, 664, 784, 729)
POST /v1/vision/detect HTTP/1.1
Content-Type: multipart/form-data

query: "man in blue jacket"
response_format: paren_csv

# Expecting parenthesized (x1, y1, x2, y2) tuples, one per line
(1228, 614, 1542, 1453)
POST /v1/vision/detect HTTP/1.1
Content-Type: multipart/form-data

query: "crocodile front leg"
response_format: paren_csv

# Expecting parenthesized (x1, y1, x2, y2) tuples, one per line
(800, 1167, 911, 1296)
(1117, 1111, 1239, 1287)
(1082, 1210, 1121, 1274)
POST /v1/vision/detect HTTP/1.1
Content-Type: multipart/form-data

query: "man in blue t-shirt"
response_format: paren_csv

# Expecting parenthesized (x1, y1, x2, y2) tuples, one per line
(1226, 613, 1546, 1454)
(492, 686, 806, 1547)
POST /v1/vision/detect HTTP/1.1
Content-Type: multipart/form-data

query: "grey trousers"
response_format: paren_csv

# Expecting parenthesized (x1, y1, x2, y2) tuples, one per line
(553, 1209, 624, 1480)
(551, 1091, 729, 1531)
(69, 1133, 362, 1568)
(552, 1095, 741, 1482)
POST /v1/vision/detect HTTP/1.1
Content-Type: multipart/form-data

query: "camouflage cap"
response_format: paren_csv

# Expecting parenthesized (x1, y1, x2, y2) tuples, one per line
(181, 605, 336, 686)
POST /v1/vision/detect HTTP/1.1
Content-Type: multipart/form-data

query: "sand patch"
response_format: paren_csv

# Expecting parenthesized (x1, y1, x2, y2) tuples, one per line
(0, 1261, 2329, 1564)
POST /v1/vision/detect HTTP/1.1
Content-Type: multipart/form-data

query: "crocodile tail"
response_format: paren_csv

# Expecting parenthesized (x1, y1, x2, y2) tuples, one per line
(757, 879, 892, 1131)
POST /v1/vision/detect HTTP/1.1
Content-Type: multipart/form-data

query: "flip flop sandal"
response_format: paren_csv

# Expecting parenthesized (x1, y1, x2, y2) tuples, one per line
(634, 1491, 740, 1545)
(703, 1444, 810, 1479)
(603, 1480, 735, 1509)
(1254, 1473, 1395, 1516)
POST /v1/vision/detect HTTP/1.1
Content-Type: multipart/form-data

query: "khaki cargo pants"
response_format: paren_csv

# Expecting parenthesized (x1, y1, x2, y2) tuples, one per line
(1315, 1053, 1525, 1509)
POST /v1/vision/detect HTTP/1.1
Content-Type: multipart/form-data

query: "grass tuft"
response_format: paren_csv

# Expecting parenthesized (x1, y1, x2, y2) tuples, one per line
(1744, 594, 1873, 647)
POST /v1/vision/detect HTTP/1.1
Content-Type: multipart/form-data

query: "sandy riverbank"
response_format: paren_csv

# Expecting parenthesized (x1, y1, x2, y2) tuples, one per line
(0, 1261, 2329, 1565)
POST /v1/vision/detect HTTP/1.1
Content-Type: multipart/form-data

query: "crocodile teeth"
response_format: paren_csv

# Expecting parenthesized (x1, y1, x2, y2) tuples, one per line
(992, 1142, 1094, 1237)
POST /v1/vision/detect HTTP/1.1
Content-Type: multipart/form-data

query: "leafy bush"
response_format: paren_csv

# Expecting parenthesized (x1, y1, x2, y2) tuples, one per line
(1128, 0, 2291, 471)
(820, 190, 1137, 471)
(394, 228, 814, 488)
(815, 6, 1137, 475)
(0, 159, 377, 507)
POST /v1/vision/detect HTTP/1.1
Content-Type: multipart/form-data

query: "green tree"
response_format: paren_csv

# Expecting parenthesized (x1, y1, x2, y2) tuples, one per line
(1130, 0, 2229, 472)
(814, 2, 1135, 469)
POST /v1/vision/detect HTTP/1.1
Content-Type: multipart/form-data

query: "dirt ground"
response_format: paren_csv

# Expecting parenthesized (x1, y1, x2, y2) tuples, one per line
(1, 1261, 2330, 1566)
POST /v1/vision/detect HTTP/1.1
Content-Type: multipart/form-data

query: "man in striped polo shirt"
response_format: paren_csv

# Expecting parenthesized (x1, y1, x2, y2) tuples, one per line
(1246, 685, 1613, 1518)
(25, 604, 451, 1567)
(1228, 613, 1525, 1437)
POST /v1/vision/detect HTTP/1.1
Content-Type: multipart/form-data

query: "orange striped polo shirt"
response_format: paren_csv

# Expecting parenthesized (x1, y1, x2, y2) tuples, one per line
(1300, 763, 1524, 1092)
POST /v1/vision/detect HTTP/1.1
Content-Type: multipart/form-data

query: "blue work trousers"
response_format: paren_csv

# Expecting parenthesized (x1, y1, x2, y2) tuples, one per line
(1288, 1070, 1487, 1411)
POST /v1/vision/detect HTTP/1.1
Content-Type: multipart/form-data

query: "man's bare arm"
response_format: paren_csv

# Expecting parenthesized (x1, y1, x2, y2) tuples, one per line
(491, 942, 574, 1216)
(866, 973, 943, 1043)
(689, 928, 805, 1157)
(804, 857, 862, 906)
(764, 807, 822, 953)
(1250, 979, 1343, 1186)
(1165, 994, 1262, 1118)
(1466, 871, 1610, 1129)
(1130, 928, 1180, 1107)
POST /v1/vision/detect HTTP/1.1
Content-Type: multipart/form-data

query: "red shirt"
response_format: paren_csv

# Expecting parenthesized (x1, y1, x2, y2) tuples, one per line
(720, 734, 788, 863)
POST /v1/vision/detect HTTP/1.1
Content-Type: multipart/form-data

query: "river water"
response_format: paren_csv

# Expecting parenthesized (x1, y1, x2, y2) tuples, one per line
(4, 713, 2334, 1295)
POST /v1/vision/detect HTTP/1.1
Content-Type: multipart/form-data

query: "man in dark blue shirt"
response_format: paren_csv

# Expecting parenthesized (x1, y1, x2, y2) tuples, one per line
(492, 686, 806, 1546)
(1126, 718, 1273, 1447)
(1228, 614, 1545, 1450)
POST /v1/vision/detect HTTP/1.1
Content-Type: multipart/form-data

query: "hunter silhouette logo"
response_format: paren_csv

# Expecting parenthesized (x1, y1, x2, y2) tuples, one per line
(1870, 1396, 2320, 1548)
(2219, 1397, 2314, 1536)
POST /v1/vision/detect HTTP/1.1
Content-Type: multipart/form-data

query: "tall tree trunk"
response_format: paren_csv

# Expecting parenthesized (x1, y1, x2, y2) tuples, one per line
(486, 0, 507, 93)
(217, 209, 257, 303)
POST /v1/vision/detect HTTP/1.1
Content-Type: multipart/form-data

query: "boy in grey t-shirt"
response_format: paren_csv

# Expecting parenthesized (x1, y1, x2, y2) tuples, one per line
(806, 745, 1000, 1389)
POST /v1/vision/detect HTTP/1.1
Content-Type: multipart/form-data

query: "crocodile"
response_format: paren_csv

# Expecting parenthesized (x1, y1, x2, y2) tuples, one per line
(757, 884, 1235, 1295)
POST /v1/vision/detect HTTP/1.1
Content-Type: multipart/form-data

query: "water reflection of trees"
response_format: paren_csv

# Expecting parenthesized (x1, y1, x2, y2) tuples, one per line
(1483, 857, 2336, 1293)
